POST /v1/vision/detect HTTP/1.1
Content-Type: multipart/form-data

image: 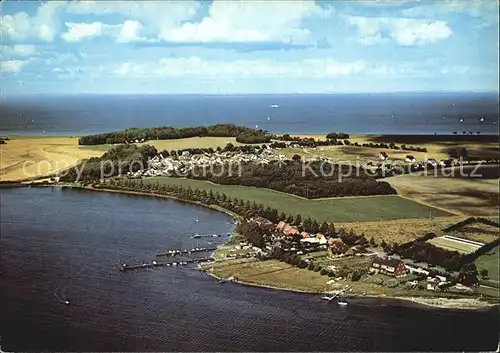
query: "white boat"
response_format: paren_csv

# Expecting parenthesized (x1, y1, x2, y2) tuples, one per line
(460, 118, 464, 123)
(480, 117, 485, 122)
(338, 301, 348, 306)
(270, 104, 279, 108)
(322, 296, 335, 301)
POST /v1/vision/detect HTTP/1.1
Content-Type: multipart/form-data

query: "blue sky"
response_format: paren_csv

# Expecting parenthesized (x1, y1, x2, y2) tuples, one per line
(1, 0, 498, 94)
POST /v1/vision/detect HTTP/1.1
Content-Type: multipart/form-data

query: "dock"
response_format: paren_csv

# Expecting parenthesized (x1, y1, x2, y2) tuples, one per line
(120, 257, 214, 272)
(155, 246, 217, 257)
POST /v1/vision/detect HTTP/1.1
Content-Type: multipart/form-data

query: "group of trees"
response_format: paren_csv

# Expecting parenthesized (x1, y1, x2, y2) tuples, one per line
(60, 144, 158, 182)
(396, 241, 464, 271)
(235, 131, 271, 144)
(186, 160, 397, 198)
(78, 124, 268, 145)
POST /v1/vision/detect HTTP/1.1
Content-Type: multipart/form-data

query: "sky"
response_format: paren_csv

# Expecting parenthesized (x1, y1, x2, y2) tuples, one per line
(1, 0, 499, 94)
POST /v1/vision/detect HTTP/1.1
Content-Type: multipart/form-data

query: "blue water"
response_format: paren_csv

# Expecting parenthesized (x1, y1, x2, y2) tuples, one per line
(1, 187, 499, 351)
(1, 93, 498, 136)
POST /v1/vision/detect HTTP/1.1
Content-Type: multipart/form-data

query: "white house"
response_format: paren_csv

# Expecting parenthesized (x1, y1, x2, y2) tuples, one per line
(379, 152, 389, 160)
(426, 159, 438, 167)
(405, 155, 416, 163)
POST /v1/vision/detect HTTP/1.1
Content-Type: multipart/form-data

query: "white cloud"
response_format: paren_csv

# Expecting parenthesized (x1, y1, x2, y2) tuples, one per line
(116, 20, 145, 43)
(160, 0, 332, 44)
(1, 60, 27, 73)
(110, 57, 433, 80)
(66, 1, 201, 37)
(346, 16, 452, 45)
(61, 22, 105, 42)
(1, 2, 64, 42)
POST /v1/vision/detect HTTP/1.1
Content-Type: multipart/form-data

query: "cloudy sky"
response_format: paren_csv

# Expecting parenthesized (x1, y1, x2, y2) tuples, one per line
(1, 0, 498, 94)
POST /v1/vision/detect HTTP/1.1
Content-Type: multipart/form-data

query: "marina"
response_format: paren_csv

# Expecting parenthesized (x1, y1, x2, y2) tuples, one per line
(155, 246, 217, 257)
(119, 257, 214, 272)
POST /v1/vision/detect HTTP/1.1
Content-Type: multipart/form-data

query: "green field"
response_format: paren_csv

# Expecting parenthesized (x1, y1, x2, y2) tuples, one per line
(142, 177, 452, 222)
(475, 246, 499, 286)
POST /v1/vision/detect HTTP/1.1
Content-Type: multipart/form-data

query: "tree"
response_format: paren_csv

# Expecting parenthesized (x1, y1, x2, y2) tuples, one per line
(286, 214, 294, 224)
(294, 214, 302, 226)
(480, 269, 489, 278)
(319, 221, 329, 234)
(308, 261, 315, 270)
(292, 154, 302, 161)
(369, 236, 376, 246)
(380, 239, 387, 250)
(351, 270, 361, 282)
(279, 212, 287, 222)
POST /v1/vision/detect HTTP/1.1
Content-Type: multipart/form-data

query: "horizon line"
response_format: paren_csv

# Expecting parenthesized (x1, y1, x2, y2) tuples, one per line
(2, 90, 499, 97)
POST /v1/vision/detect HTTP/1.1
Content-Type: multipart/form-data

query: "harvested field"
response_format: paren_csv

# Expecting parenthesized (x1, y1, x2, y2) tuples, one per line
(0, 136, 103, 181)
(450, 222, 499, 244)
(337, 217, 464, 245)
(427, 235, 483, 254)
(386, 172, 499, 216)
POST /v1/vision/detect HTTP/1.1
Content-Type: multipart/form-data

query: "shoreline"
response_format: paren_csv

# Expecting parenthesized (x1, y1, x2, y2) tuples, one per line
(7, 184, 498, 311)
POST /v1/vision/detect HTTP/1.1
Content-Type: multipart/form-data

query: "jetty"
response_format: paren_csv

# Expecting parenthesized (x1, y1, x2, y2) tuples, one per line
(191, 233, 229, 239)
(155, 246, 217, 257)
(120, 257, 214, 272)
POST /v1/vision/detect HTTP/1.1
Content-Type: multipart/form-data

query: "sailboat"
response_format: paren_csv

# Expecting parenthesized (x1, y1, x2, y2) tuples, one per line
(480, 116, 485, 122)
(322, 295, 335, 301)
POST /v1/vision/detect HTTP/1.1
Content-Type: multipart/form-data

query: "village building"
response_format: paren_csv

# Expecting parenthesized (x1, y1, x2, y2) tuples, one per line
(283, 225, 300, 236)
(426, 158, 438, 167)
(276, 221, 286, 231)
(327, 238, 350, 257)
(370, 257, 407, 277)
(405, 155, 416, 163)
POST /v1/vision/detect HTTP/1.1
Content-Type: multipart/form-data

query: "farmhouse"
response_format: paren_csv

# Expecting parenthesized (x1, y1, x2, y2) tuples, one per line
(379, 152, 389, 160)
(283, 225, 300, 236)
(276, 221, 286, 231)
(370, 257, 407, 277)
(405, 155, 416, 163)
(327, 238, 350, 256)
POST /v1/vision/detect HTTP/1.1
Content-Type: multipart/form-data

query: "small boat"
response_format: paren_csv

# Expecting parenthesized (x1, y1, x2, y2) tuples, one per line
(460, 118, 464, 123)
(322, 296, 335, 301)
(480, 117, 485, 122)
(270, 104, 279, 108)
(338, 301, 348, 306)
(267, 116, 271, 120)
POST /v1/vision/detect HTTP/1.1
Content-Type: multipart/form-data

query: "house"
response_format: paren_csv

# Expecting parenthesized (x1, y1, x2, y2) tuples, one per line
(426, 277, 441, 291)
(283, 225, 299, 236)
(300, 231, 310, 238)
(328, 238, 350, 256)
(300, 237, 320, 245)
(426, 158, 438, 167)
(316, 234, 327, 245)
(379, 152, 389, 160)
(405, 155, 416, 163)
(182, 151, 191, 157)
(371, 257, 407, 277)
(276, 221, 286, 231)
(404, 264, 430, 276)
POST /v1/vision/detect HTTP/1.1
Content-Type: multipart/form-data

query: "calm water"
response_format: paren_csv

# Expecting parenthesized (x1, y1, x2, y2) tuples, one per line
(1, 93, 499, 136)
(0, 187, 498, 352)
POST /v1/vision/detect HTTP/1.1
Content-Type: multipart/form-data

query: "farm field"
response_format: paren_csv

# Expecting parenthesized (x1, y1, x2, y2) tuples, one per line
(0, 136, 103, 181)
(337, 217, 464, 244)
(143, 176, 452, 222)
(474, 246, 499, 287)
(292, 134, 499, 161)
(450, 222, 499, 244)
(386, 172, 499, 216)
(427, 235, 483, 254)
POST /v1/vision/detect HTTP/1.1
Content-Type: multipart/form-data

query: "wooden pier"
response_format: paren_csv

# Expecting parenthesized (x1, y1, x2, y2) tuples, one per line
(119, 257, 214, 272)
(155, 246, 217, 257)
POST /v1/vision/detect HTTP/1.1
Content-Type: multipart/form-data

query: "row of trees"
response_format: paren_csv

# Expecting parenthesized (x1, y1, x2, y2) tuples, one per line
(187, 160, 397, 198)
(78, 124, 267, 145)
